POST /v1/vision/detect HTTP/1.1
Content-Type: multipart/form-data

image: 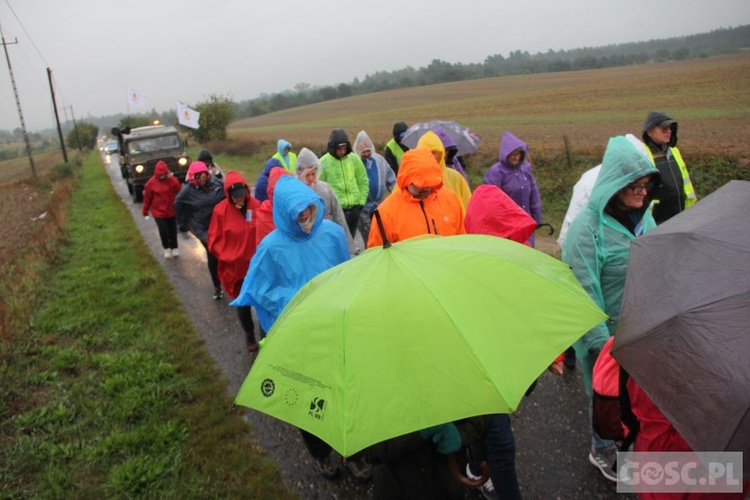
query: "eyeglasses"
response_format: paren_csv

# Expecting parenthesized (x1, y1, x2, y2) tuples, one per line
(626, 182, 653, 194)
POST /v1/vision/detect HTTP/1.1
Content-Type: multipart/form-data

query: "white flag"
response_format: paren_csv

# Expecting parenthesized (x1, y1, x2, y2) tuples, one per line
(176, 101, 200, 129)
(126, 87, 147, 108)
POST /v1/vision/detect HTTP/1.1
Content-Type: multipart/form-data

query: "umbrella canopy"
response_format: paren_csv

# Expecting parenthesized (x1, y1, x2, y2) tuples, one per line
(401, 120, 481, 156)
(235, 233, 606, 457)
(612, 180, 750, 468)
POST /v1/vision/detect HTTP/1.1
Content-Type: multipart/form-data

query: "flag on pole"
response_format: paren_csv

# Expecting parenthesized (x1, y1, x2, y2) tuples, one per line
(126, 87, 147, 108)
(176, 101, 200, 129)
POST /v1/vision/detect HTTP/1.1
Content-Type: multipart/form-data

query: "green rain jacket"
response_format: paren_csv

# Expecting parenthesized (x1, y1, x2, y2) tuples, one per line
(562, 135, 658, 397)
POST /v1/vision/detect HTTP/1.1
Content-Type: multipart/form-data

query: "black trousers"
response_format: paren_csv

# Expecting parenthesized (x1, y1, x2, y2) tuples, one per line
(343, 205, 362, 239)
(154, 217, 178, 249)
(199, 239, 221, 289)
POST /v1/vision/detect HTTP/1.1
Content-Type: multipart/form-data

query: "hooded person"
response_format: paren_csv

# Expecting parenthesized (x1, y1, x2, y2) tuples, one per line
(465, 184, 537, 246)
(142, 160, 182, 259)
(562, 135, 658, 481)
(174, 160, 226, 299)
(271, 139, 297, 173)
(416, 131, 472, 210)
(208, 171, 262, 351)
(254, 158, 285, 202)
(432, 126, 468, 181)
(367, 147, 465, 248)
(230, 175, 352, 480)
(483, 131, 542, 246)
(255, 166, 293, 247)
(295, 147, 355, 252)
(641, 110, 697, 224)
(383, 121, 410, 175)
(318, 129, 370, 238)
(352, 130, 396, 242)
(198, 148, 223, 178)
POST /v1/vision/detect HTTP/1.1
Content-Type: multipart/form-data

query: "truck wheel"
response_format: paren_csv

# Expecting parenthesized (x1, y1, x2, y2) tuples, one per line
(132, 186, 143, 203)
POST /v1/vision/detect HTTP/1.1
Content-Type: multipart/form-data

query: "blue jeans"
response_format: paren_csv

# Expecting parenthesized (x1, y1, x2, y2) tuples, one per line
(469, 413, 521, 500)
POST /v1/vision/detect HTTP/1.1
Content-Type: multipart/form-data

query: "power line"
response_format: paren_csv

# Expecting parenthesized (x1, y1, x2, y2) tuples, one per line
(4, 0, 49, 67)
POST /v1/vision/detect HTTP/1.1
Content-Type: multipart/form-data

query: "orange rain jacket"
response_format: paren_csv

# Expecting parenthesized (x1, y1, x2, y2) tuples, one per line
(367, 147, 465, 247)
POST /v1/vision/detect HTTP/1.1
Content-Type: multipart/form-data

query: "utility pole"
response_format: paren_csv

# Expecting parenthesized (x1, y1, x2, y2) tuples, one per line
(47, 67, 68, 163)
(1, 24, 37, 179)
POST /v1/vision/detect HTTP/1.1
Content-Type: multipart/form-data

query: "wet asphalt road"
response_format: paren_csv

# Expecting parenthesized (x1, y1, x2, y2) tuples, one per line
(102, 154, 626, 499)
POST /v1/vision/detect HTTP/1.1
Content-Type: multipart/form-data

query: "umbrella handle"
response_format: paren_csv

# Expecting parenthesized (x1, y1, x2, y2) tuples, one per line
(446, 454, 491, 488)
(373, 209, 392, 249)
(536, 222, 555, 236)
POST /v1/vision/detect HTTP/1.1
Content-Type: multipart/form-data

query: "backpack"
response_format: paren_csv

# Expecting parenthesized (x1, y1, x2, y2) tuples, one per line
(592, 337, 639, 449)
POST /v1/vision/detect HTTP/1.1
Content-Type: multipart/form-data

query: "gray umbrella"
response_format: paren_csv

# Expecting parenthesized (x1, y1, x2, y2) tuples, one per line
(401, 120, 481, 156)
(612, 180, 750, 474)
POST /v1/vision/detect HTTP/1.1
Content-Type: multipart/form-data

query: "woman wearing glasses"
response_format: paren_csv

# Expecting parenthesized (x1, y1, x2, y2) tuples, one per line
(561, 135, 659, 483)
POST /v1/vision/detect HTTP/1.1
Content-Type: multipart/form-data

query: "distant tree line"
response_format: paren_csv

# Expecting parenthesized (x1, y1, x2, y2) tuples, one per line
(235, 25, 750, 119)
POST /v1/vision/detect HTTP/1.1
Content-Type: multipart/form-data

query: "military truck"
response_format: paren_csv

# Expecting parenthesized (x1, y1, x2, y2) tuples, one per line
(111, 125, 191, 202)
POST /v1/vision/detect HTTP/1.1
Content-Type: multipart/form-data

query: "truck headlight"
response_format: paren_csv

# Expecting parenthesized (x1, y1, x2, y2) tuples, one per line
(135, 164, 145, 174)
(178, 157, 188, 167)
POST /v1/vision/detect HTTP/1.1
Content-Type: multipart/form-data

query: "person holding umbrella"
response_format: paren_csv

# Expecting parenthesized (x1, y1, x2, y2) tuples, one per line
(562, 135, 658, 482)
(230, 176, 372, 481)
(366, 147, 465, 248)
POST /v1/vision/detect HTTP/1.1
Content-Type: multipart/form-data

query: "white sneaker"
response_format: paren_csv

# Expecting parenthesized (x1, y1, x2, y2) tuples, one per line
(164, 249, 172, 259)
(466, 464, 494, 499)
(171, 248, 179, 258)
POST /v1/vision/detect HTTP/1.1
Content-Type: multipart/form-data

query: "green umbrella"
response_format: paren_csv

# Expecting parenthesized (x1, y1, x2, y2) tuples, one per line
(236, 234, 606, 457)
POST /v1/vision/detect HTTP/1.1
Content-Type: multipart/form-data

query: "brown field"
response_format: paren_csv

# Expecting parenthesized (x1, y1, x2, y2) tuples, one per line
(229, 53, 750, 159)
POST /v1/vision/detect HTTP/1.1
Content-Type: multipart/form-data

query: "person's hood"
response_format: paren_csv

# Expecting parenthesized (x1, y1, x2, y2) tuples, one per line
(326, 129, 352, 158)
(432, 127, 457, 149)
(416, 131, 447, 173)
(271, 175, 326, 240)
(642, 110, 678, 148)
(498, 131, 528, 167)
(589, 134, 659, 215)
(392, 122, 409, 142)
(153, 160, 169, 178)
(186, 161, 209, 183)
(465, 184, 537, 245)
(295, 147, 320, 179)
(277, 139, 292, 156)
(267, 167, 292, 202)
(396, 147, 444, 192)
(197, 148, 213, 164)
(223, 170, 249, 199)
(353, 130, 375, 157)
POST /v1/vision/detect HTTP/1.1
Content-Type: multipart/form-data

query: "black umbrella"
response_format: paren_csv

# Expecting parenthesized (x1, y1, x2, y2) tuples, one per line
(612, 180, 750, 475)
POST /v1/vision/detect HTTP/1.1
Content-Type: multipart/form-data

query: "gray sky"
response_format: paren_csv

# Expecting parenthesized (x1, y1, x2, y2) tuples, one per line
(1, 0, 748, 132)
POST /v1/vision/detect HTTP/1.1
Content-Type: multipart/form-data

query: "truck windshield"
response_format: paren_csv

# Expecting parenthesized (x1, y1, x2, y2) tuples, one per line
(128, 135, 180, 154)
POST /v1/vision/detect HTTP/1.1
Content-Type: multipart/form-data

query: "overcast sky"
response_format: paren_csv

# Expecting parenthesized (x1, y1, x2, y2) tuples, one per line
(1, 0, 748, 132)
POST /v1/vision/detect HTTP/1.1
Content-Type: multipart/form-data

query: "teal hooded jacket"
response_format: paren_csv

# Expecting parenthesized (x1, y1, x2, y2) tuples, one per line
(562, 135, 658, 396)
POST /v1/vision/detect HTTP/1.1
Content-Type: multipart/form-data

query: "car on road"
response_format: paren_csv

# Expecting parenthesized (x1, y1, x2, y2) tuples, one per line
(104, 140, 118, 155)
(112, 125, 191, 203)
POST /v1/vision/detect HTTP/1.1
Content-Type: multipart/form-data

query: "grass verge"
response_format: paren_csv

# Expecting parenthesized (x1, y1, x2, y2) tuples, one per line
(0, 152, 294, 498)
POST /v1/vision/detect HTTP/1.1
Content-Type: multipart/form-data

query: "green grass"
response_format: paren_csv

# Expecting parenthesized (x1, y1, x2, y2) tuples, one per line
(0, 152, 295, 498)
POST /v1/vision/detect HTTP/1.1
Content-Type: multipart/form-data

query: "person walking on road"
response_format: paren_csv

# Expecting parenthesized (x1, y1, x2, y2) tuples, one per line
(352, 130, 396, 243)
(562, 135, 658, 482)
(230, 176, 373, 482)
(383, 121, 410, 175)
(174, 161, 226, 299)
(416, 131, 472, 210)
(271, 139, 297, 174)
(483, 131, 542, 246)
(641, 110, 697, 224)
(142, 160, 182, 259)
(319, 129, 369, 239)
(208, 171, 262, 352)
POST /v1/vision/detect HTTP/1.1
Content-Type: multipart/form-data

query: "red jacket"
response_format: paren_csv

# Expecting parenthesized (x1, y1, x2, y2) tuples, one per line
(142, 161, 181, 218)
(465, 184, 537, 245)
(207, 171, 261, 299)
